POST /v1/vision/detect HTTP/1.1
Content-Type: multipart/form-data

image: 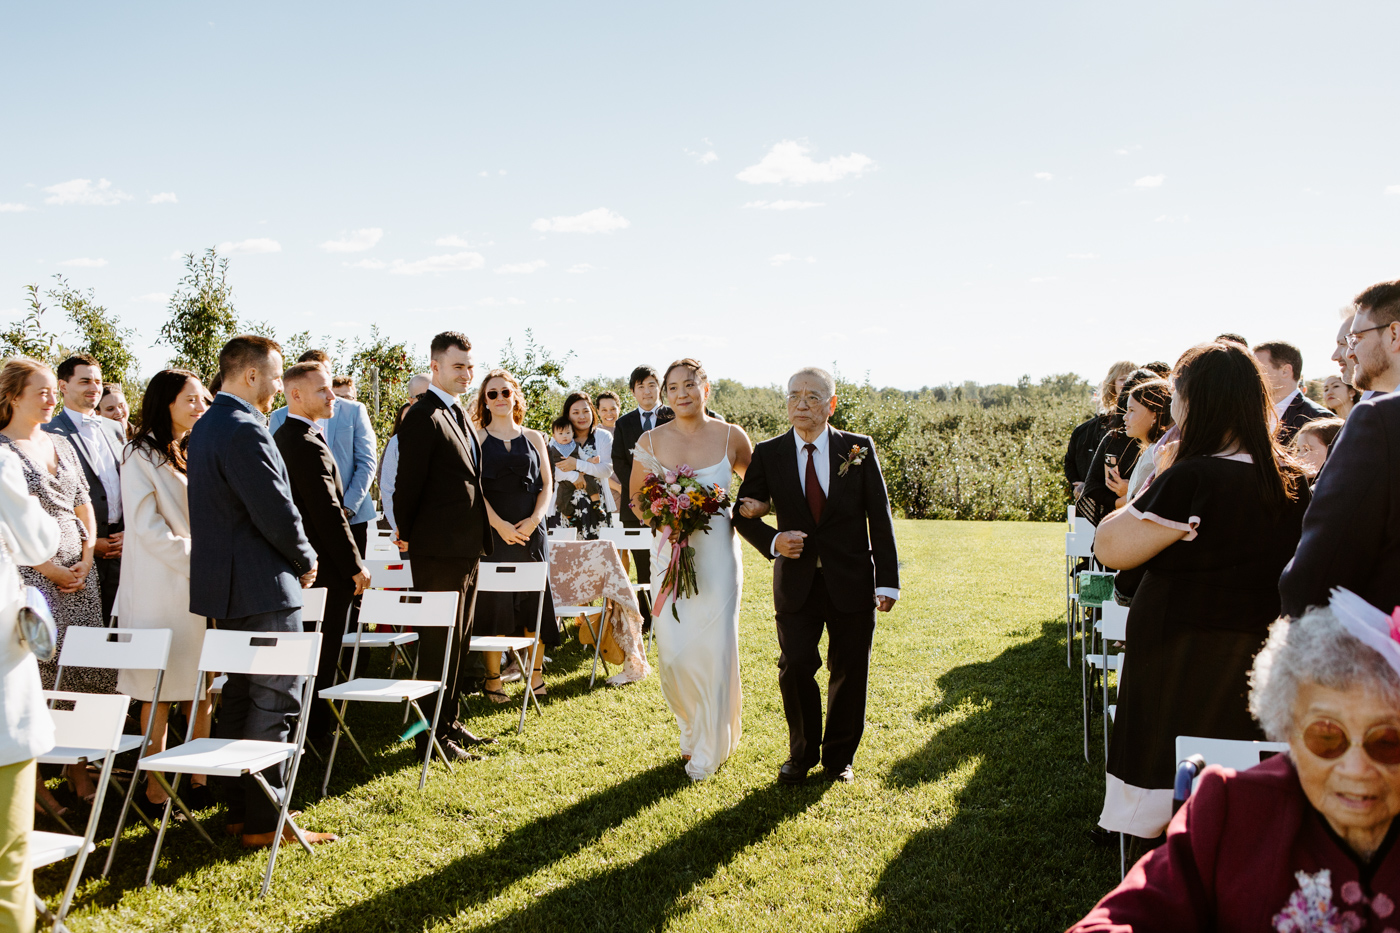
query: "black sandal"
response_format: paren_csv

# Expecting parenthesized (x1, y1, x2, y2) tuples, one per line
(531, 668, 547, 698)
(483, 676, 510, 705)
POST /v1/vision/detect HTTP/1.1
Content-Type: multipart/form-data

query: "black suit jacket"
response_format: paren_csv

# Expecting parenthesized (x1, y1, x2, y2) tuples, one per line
(187, 393, 316, 619)
(1278, 391, 1332, 444)
(392, 391, 491, 560)
(274, 418, 364, 582)
(733, 428, 900, 614)
(612, 406, 674, 512)
(1280, 392, 1400, 617)
(43, 409, 124, 540)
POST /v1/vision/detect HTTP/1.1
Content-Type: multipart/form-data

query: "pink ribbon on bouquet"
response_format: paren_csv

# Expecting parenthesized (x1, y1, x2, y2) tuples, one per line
(650, 525, 686, 620)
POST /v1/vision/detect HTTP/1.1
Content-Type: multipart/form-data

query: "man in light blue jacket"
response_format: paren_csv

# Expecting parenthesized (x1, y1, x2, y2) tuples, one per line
(270, 350, 379, 556)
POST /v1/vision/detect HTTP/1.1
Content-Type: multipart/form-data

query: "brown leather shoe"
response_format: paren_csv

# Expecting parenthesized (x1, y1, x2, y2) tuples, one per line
(241, 824, 337, 848)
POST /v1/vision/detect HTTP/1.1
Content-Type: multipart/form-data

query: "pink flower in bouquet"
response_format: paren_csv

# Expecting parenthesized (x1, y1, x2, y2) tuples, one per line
(677, 464, 696, 478)
(664, 470, 678, 484)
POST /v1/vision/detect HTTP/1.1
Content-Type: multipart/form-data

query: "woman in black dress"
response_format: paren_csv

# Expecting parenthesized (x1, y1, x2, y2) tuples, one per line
(471, 369, 557, 702)
(1094, 341, 1309, 845)
(1065, 360, 1136, 499)
(1076, 368, 1162, 525)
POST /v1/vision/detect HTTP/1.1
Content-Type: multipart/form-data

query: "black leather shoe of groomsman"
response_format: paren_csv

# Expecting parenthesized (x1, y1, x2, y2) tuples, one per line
(777, 759, 813, 785)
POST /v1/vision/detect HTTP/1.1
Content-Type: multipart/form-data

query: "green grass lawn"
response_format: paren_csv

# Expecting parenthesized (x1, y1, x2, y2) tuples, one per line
(39, 520, 1120, 932)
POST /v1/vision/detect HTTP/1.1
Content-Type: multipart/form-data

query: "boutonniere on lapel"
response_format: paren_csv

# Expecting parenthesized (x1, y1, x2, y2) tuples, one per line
(838, 444, 868, 477)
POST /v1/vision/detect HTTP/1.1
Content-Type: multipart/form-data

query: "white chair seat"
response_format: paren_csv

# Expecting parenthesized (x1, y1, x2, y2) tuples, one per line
(469, 636, 537, 653)
(208, 674, 227, 695)
(40, 733, 143, 766)
(341, 631, 419, 648)
(138, 737, 297, 779)
(1108, 704, 1116, 723)
(29, 831, 91, 869)
(318, 677, 440, 704)
(1088, 654, 1123, 672)
(554, 605, 602, 617)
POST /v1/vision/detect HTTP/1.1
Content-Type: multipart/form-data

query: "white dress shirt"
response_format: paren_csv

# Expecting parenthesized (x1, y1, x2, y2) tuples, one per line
(1272, 388, 1300, 419)
(635, 404, 664, 435)
(772, 425, 899, 601)
(571, 429, 615, 513)
(380, 435, 401, 533)
(288, 412, 320, 432)
(63, 407, 122, 524)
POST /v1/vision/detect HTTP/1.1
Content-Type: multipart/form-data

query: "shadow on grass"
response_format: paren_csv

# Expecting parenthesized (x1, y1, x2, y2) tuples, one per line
(855, 618, 1117, 933)
(298, 772, 828, 933)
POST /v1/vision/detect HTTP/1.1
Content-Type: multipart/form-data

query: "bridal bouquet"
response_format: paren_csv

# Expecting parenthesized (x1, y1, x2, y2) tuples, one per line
(632, 458, 729, 620)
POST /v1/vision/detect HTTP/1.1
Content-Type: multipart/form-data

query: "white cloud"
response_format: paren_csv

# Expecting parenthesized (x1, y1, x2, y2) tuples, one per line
(43, 178, 131, 206)
(698, 151, 718, 164)
(1154, 214, 1190, 223)
(495, 260, 547, 275)
(434, 234, 488, 248)
(531, 208, 630, 234)
(568, 263, 596, 274)
(133, 292, 170, 303)
(1034, 172, 1054, 181)
(742, 200, 825, 210)
(769, 253, 817, 266)
(149, 192, 178, 204)
(479, 171, 488, 178)
(387, 251, 485, 276)
(1067, 252, 1100, 259)
(319, 228, 383, 253)
(1134, 174, 1165, 188)
(347, 259, 387, 270)
(477, 297, 525, 307)
(1386, 185, 1400, 196)
(1115, 145, 1142, 156)
(1030, 276, 1059, 283)
(737, 140, 874, 186)
(216, 238, 282, 254)
(166, 250, 185, 260)
(0, 203, 31, 212)
(59, 257, 107, 268)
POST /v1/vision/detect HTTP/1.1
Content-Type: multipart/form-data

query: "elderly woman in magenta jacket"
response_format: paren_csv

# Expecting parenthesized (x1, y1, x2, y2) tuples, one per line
(1070, 593, 1400, 932)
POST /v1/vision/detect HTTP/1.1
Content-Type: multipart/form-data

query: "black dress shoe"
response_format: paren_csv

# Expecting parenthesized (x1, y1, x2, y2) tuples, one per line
(437, 738, 479, 762)
(777, 760, 812, 785)
(447, 722, 495, 746)
(824, 764, 855, 784)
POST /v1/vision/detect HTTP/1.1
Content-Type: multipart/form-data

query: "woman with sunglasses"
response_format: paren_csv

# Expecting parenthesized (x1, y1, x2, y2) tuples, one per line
(469, 369, 557, 702)
(1072, 594, 1400, 930)
(1093, 342, 1310, 851)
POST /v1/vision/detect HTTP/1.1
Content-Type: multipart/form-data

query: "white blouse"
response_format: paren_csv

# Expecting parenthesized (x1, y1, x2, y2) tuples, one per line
(571, 429, 615, 513)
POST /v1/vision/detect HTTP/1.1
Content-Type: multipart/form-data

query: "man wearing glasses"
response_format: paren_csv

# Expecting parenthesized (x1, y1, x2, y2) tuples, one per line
(1282, 279, 1400, 619)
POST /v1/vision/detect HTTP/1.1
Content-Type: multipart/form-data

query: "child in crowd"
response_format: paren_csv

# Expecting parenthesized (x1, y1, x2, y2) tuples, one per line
(1291, 417, 1345, 481)
(548, 416, 607, 535)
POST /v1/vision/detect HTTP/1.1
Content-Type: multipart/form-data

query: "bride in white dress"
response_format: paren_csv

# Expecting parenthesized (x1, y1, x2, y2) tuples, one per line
(630, 358, 753, 781)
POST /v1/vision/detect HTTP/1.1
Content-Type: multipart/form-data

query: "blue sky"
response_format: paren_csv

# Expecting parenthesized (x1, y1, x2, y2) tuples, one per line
(3, 2, 1398, 390)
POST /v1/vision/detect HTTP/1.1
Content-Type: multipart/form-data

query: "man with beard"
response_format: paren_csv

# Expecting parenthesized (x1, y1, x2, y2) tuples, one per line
(1281, 280, 1400, 618)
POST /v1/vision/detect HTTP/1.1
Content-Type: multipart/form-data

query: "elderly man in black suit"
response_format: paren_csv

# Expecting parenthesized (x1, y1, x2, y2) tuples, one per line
(273, 362, 371, 747)
(1252, 341, 1330, 444)
(1282, 280, 1400, 618)
(43, 354, 125, 622)
(733, 366, 900, 785)
(392, 331, 493, 761)
(188, 335, 337, 848)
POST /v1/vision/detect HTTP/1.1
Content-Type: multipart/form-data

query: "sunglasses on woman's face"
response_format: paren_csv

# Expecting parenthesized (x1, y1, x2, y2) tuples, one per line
(487, 388, 512, 400)
(1303, 718, 1400, 765)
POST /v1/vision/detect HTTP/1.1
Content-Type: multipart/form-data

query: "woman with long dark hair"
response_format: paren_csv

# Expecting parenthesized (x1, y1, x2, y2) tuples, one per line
(116, 368, 214, 806)
(1065, 361, 1137, 500)
(1093, 342, 1309, 848)
(1075, 368, 1159, 525)
(554, 390, 614, 537)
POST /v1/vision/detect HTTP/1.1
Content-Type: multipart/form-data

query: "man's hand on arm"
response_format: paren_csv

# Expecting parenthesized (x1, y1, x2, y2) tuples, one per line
(737, 497, 770, 519)
(300, 561, 318, 588)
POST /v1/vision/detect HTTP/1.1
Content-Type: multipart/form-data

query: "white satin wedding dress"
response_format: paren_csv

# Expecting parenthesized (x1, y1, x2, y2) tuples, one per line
(635, 440, 743, 781)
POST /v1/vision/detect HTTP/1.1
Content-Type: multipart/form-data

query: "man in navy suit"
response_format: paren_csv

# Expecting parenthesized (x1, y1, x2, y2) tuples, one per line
(44, 354, 126, 622)
(1252, 341, 1331, 444)
(187, 335, 337, 848)
(733, 367, 900, 786)
(1282, 281, 1400, 618)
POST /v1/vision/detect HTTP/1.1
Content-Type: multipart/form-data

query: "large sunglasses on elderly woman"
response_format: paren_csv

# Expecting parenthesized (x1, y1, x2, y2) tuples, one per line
(486, 388, 512, 400)
(1303, 719, 1400, 765)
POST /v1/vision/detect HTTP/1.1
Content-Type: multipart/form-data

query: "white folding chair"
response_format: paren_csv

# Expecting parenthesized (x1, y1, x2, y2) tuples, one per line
(30, 691, 129, 930)
(1174, 735, 1289, 791)
(318, 590, 461, 795)
(139, 629, 323, 897)
(209, 590, 327, 697)
(467, 562, 548, 734)
(44, 627, 174, 875)
(337, 564, 420, 680)
(599, 526, 656, 650)
(363, 559, 414, 588)
(1065, 526, 1095, 668)
(546, 526, 577, 542)
(1091, 601, 1129, 766)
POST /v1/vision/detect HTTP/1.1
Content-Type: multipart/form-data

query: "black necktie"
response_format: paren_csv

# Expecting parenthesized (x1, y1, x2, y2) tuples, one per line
(642, 411, 653, 432)
(804, 443, 826, 523)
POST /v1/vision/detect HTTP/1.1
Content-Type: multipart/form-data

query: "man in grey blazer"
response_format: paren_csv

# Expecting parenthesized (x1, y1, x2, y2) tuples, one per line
(44, 354, 126, 622)
(187, 335, 337, 848)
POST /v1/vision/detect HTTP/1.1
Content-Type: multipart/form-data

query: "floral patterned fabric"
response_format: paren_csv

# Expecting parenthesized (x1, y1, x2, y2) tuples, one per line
(548, 539, 650, 683)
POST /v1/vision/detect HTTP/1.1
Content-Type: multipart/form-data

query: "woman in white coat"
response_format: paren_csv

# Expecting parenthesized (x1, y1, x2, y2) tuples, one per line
(0, 442, 59, 928)
(116, 369, 211, 807)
